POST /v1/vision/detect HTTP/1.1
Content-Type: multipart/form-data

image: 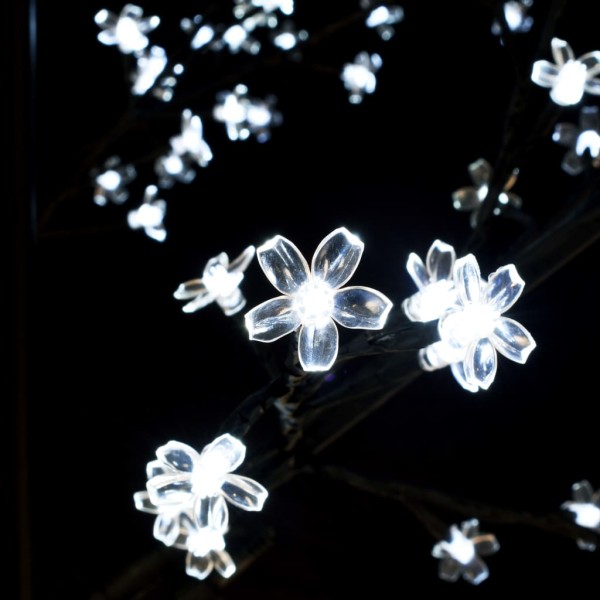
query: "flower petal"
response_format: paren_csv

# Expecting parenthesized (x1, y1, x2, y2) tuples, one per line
(174, 279, 207, 300)
(453, 254, 482, 305)
(156, 441, 199, 473)
(485, 264, 524, 313)
(199, 433, 246, 475)
(147, 473, 193, 505)
(531, 60, 559, 88)
(196, 495, 229, 530)
(133, 491, 158, 514)
(452, 187, 481, 211)
(578, 51, 600, 71)
(186, 551, 213, 580)
(579, 106, 600, 131)
(573, 480, 595, 503)
(491, 317, 536, 364)
(216, 288, 246, 316)
(222, 474, 269, 511)
(551, 38, 574, 66)
(461, 518, 480, 538)
(146, 459, 176, 479)
(97, 30, 118, 46)
(468, 158, 492, 188)
(464, 339, 497, 390)
(426, 240, 456, 282)
(463, 556, 489, 585)
(438, 556, 461, 582)
(228, 245, 256, 273)
(257, 235, 310, 295)
(584, 77, 600, 96)
(311, 227, 364, 289)
(451, 360, 479, 393)
(153, 512, 180, 546)
(406, 252, 428, 289)
(473, 534, 500, 557)
(298, 320, 339, 371)
(212, 549, 236, 578)
(245, 296, 302, 342)
(332, 287, 392, 330)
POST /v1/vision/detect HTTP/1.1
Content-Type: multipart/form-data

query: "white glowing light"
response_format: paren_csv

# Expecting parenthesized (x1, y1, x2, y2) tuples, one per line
(235, 0, 294, 18)
(531, 38, 600, 107)
(245, 227, 393, 372)
(432, 520, 499, 585)
(341, 52, 382, 104)
(553, 106, 600, 176)
(562, 480, 600, 551)
(174, 246, 255, 316)
(272, 26, 307, 51)
(95, 4, 160, 54)
(131, 45, 167, 95)
(418, 254, 536, 392)
(452, 158, 522, 228)
(576, 130, 600, 157)
(402, 240, 458, 322)
(127, 185, 167, 242)
(92, 157, 136, 206)
(192, 25, 215, 49)
(364, 3, 404, 40)
(223, 25, 248, 51)
(171, 109, 213, 167)
(492, 1, 533, 35)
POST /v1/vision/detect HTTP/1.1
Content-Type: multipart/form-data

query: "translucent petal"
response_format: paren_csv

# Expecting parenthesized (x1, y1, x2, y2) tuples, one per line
(463, 557, 489, 585)
(122, 4, 144, 19)
(195, 495, 229, 530)
(147, 473, 193, 505)
(257, 235, 310, 295)
(562, 149, 585, 176)
(461, 518, 480, 538)
(213, 549, 236, 578)
(153, 512, 179, 546)
(199, 433, 246, 474)
(133, 491, 158, 514)
(186, 552, 213, 580)
(453, 255, 482, 305)
(156, 441, 198, 473)
(551, 38, 574, 66)
(222, 474, 269, 511)
(473, 534, 500, 556)
(491, 317, 536, 364)
(468, 158, 492, 188)
(505, 192, 522, 210)
(174, 279, 207, 300)
(451, 361, 479, 393)
(584, 77, 600, 96)
(138, 15, 161, 34)
(245, 297, 301, 342)
(452, 187, 481, 211)
(406, 252, 428, 289)
(573, 480, 594, 503)
(426, 240, 456, 282)
(485, 264, 524, 313)
(531, 60, 559, 87)
(311, 227, 364, 289)
(97, 30, 118, 46)
(332, 287, 392, 330)
(438, 557, 461, 582)
(465, 339, 497, 390)
(579, 106, 600, 131)
(180, 289, 216, 314)
(146, 459, 175, 479)
(553, 123, 578, 148)
(229, 245, 256, 273)
(298, 320, 339, 372)
(216, 288, 246, 316)
(579, 51, 600, 70)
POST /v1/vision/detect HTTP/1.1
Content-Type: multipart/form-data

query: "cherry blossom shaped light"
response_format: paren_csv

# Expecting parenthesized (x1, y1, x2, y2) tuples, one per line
(531, 38, 600, 106)
(491, 1, 533, 36)
(94, 4, 160, 55)
(131, 45, 167, 96)
(174, 246, 256, 316)
(402, 239, 458, 323)
(341, 52, 382, 104)
(452, 158, 522, 228)
(245, 227, 393, 372)
(419, 254, 536, 392)
(361, 1, 404, 41)
(127, 185, 167, 242)
(553, 106, 600, 175)
(432, 519, 500, 585)
(92, 156, 136, 206)
(561, 480, 600, 551)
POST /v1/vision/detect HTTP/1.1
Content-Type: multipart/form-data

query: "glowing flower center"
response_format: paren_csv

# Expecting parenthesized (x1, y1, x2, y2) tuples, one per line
(344, 65, 375, 91)
(116, 17, 146, 52)
(135, 203, 163, 227)
(504, 2, 526, 31)
(444, 526, 476, 565)
(570, 503, 600, 529)
(446, 304, 498, 347)
(221, 96, 246, 124)
(97, 169, 121, 191)
(223, 25, 247, 50)
(294, 280, 334, 327)
(203, 261, 241, 297)
(188, 528, 226, 555)
(164, 154, 184, 175)
(551, 60, 587, 106)
(576, 130, 600, 157)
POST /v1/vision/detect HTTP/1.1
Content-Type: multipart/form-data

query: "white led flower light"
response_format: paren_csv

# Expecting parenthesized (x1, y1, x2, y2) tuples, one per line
(531, 38, 600, 106)
(553, 106, 600, 175)
(341, 52, 382, 104)
(561, 480, 600, 551)
(491, 1, 533, 36)
(95, 4, 160, 55)
(245, 227, 393, 372)
(418, 254, 536, 392)
(92, 156, 136, 206)
(432, 519, 500, 585)
(127, 185, 167, 242)
(174, 246, 255, 316)
(362, 1, 404, 41)
(131, 45, 167, 96)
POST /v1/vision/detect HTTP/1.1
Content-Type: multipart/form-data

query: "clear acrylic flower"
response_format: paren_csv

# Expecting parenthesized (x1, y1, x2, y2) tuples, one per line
(94, 4, 160, 55)
(245, 227, 393, 372)
(271, 21, 308, 51)
(217, 24, 261, 55)
(491, 1, 533, 36)
(92, 156, 136, 206)
(213, 84, 282, 142)
(419, 254, 536, 392)
(127, 185, 167, 242)
(402, 239, 458, 323)
(561, 480, 600, 551)
(131, 45, 167, 96)
(146, 433, 269, 519)
(432, 519, 500, 585)
(361, 1, 404, 41)
(452, 158, 522, 228)
(553, 106, 600, 175)
(341, 52, 383, 104)
(174, 246, 255, 316)
(181, 16, 216, 50)
(154, 152, 196, 188)
(531, 38, 600, 106)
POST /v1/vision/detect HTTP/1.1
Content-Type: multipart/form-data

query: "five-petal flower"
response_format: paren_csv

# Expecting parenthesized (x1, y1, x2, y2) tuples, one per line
(362, 1, 404, 41)
(131, 45, 168, 96)
(174, 246, 256, 316)
(553, 106, 600, 175)
(531, 38, 600, 106)
(127, 185, 167, 242)
(561, 480, 600, 551)
(92, 156, 136, 206)
(432, 519, 500, 585)
(245, 227, 393, 372)
(341, 52, 382, 104)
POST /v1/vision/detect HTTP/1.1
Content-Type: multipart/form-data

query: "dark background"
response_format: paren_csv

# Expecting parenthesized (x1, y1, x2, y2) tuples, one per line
(8, 0, 600, 598)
